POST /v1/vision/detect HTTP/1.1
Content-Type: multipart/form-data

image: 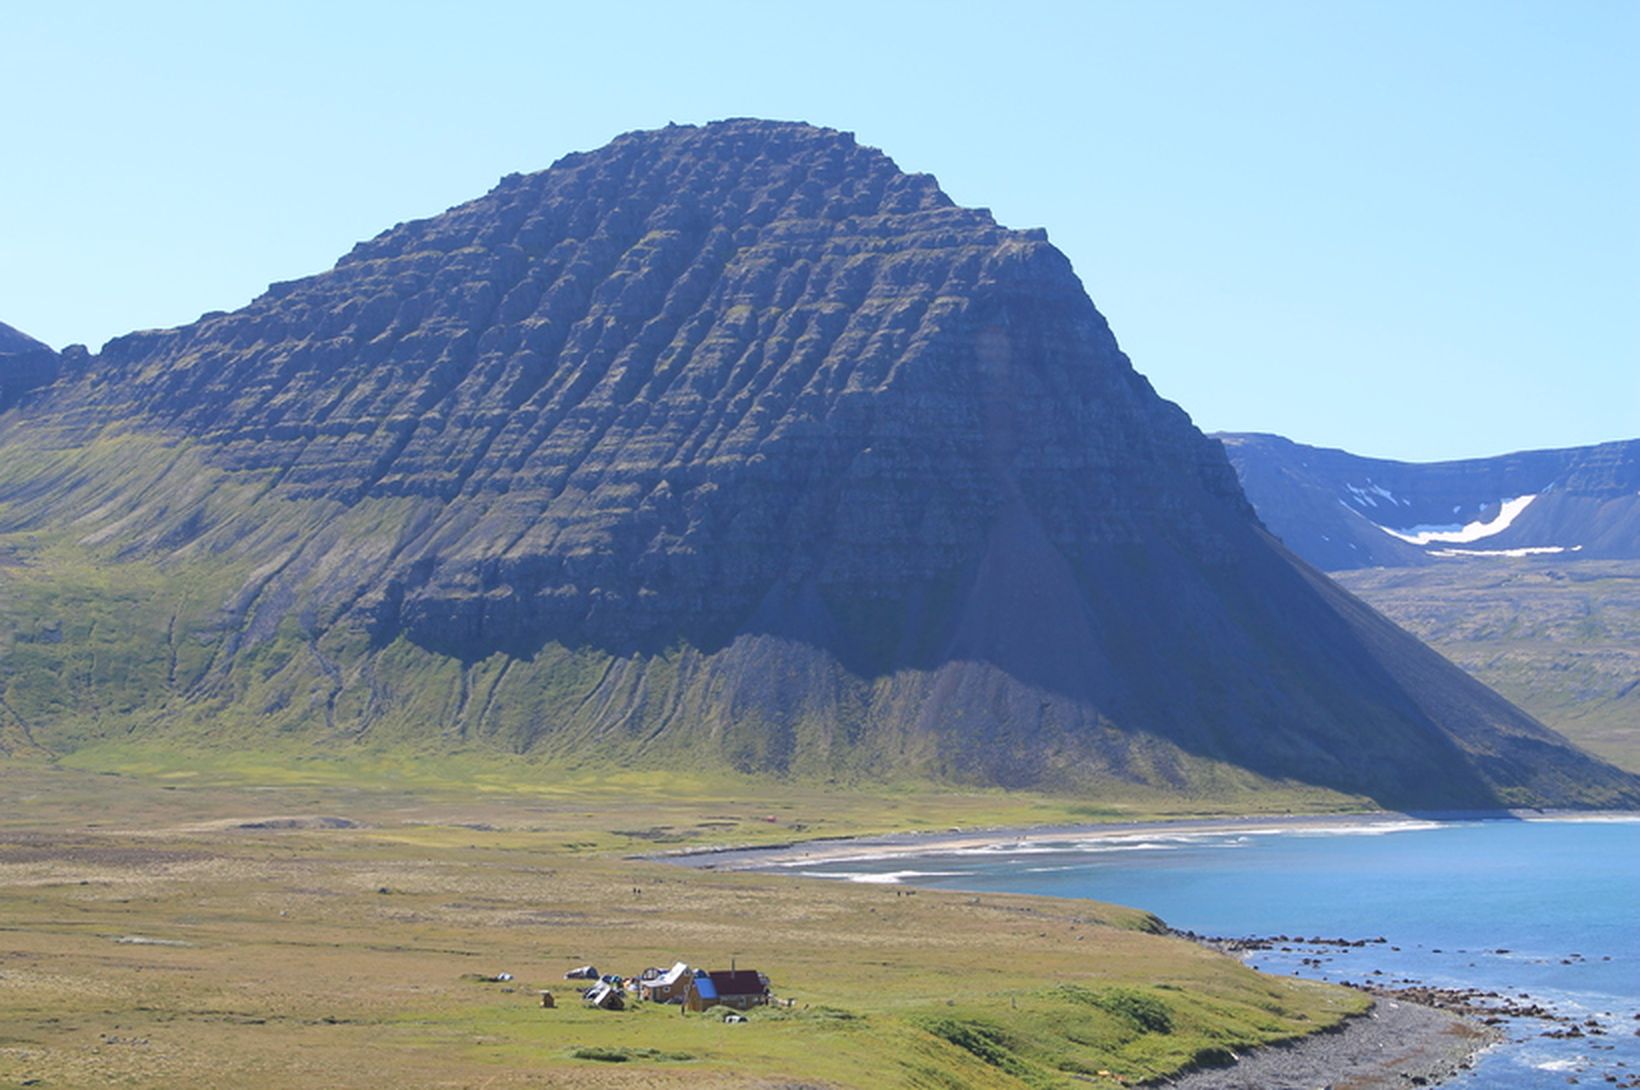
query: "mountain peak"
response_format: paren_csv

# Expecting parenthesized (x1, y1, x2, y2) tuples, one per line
(325, 118, 966, 280)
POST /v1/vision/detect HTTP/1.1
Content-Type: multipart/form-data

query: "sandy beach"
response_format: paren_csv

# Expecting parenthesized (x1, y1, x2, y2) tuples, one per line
(660, 809, 1585, 872)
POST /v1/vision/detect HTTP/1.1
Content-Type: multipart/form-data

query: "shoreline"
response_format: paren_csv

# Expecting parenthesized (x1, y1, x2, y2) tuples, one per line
(658, 807, 1639, 873)
(664, 808, 1638, 1089)
(1145, 994, 1499, 1089)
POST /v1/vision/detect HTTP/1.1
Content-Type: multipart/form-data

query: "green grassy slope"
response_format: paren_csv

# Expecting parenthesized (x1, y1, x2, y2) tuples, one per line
(1337, 560, 1640, 772)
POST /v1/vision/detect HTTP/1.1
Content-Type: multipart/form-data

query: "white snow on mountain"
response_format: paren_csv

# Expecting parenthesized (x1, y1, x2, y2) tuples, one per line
(1377, 494, 1538, 546)
(1343, 482, 1410, 509)
(1427, 545, 1580, 558)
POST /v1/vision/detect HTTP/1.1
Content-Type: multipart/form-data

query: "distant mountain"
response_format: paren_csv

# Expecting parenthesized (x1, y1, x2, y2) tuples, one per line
(1218, 433, 1640, 571)
(1, 121, 1634, 808)
(0, 320, 49, 355)
(0, 321, 64, 413)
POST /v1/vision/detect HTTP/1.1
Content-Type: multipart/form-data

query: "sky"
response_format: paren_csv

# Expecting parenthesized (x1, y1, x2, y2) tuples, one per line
(3, 1, 1634, 461)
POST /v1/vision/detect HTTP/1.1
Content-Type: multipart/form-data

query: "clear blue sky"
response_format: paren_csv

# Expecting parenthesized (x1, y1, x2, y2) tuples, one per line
(4, 1, 1634, 461)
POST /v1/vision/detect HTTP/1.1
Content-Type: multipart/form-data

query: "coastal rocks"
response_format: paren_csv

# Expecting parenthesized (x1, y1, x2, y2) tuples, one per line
(1185, 928, 1640, 1086)
(1180, 931, 1390, 953)
(1363, 983, 1558, 1023)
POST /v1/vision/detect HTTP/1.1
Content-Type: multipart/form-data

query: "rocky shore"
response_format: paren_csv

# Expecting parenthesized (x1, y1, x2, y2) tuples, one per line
(1189, 931, 1636, 1040)
(1146, 995, 1495, 1089)
(1176, 931, 1640, 1089)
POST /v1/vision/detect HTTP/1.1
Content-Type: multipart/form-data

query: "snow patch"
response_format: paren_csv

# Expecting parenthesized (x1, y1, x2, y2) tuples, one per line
(1378, 494, 1537, 545)
(1368, 483, 1405, 506)
(1429, 545, 1582, 558)
(1343, 481, 1408, 509)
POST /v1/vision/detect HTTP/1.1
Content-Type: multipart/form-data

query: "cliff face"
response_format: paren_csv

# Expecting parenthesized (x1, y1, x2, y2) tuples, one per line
(2, 121, 1636, 808)
(86, 121, 1245, 662)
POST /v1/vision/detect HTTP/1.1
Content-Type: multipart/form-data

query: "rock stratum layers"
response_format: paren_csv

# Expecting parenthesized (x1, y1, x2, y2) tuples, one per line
(1, 120, 1635, 808)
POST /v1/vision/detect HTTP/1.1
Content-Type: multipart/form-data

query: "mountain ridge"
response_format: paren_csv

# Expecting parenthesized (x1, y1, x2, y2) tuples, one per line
(1218, 431, 1640, 571)
(0, 320, 65, 413)
(2, 120, 1635, 809)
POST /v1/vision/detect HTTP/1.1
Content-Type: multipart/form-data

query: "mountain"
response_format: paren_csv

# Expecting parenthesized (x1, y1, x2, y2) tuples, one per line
(1218, 432, 1640, 571)
(1, 120, 1634, 808)
(0, 321, 65, 412)
(0, 320, 49, 355)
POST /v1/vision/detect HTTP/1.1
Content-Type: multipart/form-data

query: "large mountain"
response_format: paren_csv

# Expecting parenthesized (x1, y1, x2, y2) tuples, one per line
(1219, 432, 1640, 571)
(1, 120, 1634, 808)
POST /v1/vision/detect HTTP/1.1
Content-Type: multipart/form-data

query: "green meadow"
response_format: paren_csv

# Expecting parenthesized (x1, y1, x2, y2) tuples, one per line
(0, 759, 1369, 1090)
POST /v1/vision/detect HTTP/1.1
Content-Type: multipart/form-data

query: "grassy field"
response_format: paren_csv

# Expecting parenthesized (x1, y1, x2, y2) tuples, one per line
(0, 759, 1369, 1090)
(1338, 559, 1640, 772)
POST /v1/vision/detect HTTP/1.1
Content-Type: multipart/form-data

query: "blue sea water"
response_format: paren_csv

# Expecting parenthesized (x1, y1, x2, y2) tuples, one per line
(785, 817, 1640, 1088)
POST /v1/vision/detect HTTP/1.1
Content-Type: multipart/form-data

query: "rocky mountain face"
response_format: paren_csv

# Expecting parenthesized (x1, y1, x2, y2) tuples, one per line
(0, 321, 48, 355)
(1219, 432, 1640, 571)
(2, 120, 1635, 808)
(0, 321, 65, 413)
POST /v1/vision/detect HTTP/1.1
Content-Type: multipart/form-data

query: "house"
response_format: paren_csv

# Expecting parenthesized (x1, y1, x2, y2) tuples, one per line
(639, 961, 693, 1003)
(685, 969, 769, 1012)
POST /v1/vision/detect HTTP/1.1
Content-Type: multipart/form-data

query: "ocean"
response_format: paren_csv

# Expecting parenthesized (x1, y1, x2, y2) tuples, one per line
(780, 816, 1640, 1088)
